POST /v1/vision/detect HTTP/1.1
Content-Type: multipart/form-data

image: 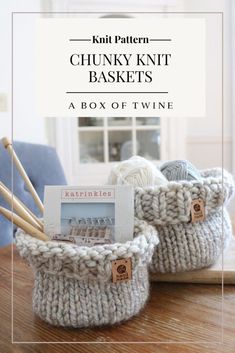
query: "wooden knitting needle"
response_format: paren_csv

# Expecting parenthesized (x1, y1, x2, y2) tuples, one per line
(0, 181, 43, 229)
(14, 196, 44, 229)
(0, 182, 43, 231)
(2, 137, 44, 214)
(0, 206, 48, 241)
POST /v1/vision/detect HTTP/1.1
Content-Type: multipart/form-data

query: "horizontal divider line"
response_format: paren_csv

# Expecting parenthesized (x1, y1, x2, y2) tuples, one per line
(150, 39, 172, 41)
(69, 39, 91, 41)
(66, 92, 168, 94)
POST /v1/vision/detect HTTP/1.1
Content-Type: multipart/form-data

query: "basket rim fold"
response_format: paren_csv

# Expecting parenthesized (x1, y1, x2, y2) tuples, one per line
(15, 219, 159, 280)
(134, 168, 235, 225)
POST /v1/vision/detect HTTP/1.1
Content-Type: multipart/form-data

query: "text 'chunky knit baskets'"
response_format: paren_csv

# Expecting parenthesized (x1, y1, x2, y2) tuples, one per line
(134, 168, 235, 273)
(16, 219, 158, 328)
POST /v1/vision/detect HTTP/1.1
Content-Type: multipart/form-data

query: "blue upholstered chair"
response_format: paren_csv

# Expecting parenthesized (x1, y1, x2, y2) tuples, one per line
(0, 141, 66, 247)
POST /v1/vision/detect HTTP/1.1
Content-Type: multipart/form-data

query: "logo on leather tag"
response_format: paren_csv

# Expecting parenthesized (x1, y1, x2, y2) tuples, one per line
(112, 258, 132, 283)
(191, 198, 205, 222)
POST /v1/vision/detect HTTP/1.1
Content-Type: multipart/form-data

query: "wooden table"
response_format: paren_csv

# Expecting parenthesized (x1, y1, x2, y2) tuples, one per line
(0, 245, 234, 353)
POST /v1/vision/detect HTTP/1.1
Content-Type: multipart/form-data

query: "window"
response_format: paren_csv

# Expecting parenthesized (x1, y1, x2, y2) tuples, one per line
(49, 115, 185, 184)
(78, 117, 161, 164)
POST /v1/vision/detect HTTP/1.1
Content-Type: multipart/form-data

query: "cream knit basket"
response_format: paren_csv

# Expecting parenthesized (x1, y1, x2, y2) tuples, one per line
(134, 168, 235, 273)
(15, 219, 158, 327)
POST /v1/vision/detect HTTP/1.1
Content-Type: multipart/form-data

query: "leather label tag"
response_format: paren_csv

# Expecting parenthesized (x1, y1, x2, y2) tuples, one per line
(112, 258, 132, 283)
(191, 198, 205, 223)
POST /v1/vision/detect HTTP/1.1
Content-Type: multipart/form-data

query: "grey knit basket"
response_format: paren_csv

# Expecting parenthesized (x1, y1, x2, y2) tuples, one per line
(15, 219, 158, 328)
(134, 168, 235, 273)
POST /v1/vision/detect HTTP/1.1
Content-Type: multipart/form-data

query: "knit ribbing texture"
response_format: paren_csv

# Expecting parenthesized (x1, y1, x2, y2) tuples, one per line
(134, 168, 235, 273)
(15, 219, 159, 327)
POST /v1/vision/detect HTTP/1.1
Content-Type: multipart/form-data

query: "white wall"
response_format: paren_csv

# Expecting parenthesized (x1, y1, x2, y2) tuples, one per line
(183, 0, 233, 172)
(232, 0, 235, 176)
(0, 2, 11, 137)
(0, 0, 48, 144)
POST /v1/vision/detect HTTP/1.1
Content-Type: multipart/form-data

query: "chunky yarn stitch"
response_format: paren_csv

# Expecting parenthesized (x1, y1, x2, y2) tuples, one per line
(160, 160, 201, 181)
(15, 219, 158, 327)
(134, 168, 235, 273)
(150, 209, 232, 273)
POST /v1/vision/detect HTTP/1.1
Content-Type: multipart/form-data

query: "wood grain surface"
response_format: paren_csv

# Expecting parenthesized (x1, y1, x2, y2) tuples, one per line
(0, 244, 234, 353)
(151, 237, 235, 284)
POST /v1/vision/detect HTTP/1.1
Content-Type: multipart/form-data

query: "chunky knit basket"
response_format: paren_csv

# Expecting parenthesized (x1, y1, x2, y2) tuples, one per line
(134, 168, 235, 273)
(15, 219, 158, 327)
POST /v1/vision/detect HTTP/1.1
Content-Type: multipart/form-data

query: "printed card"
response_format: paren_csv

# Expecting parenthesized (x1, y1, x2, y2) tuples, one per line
(44, 185, 134, 246)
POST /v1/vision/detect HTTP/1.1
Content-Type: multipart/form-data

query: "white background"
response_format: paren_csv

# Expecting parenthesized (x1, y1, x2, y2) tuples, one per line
(36, 18, 205, 117)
